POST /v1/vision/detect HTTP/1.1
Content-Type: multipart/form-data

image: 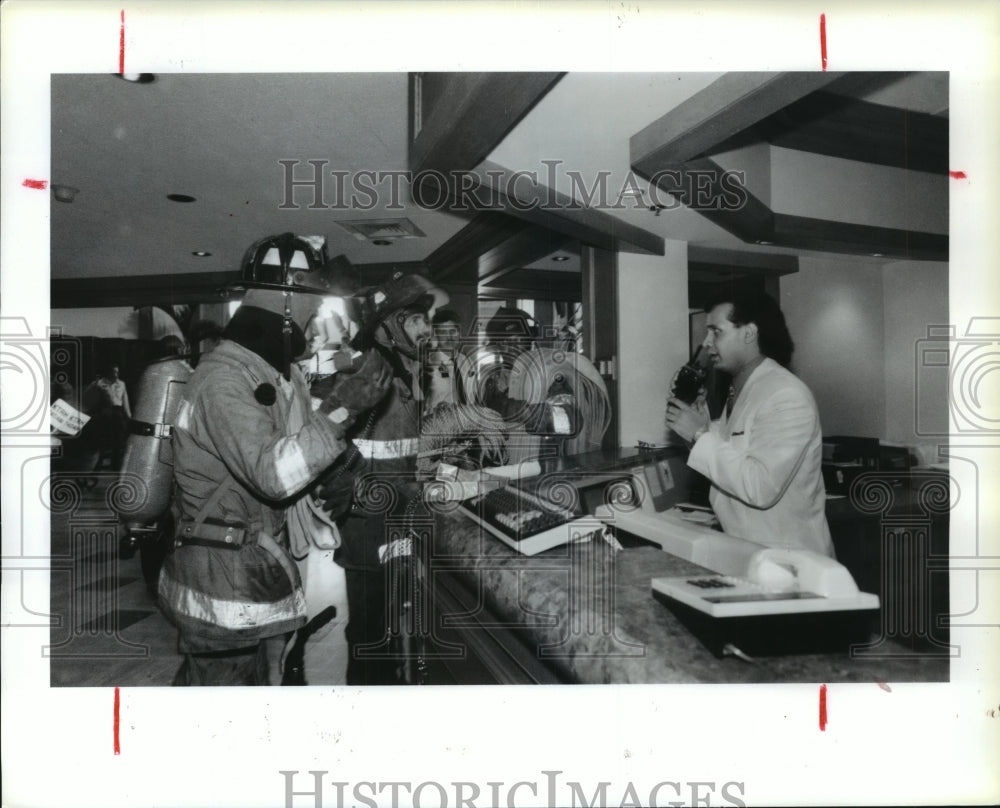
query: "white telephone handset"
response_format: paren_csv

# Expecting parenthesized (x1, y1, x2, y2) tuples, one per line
(651, 545, 879, 618)
(745, 547, 862, 598)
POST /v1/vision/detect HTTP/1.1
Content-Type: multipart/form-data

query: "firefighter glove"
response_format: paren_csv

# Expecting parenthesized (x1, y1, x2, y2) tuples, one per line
(318, 348, 393, 420)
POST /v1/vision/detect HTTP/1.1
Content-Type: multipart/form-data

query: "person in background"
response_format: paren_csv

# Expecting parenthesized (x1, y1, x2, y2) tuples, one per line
(158, 233, 392, 686)
(298, 301, 350, 380)
(431, 307, 463, 355)
(473, 307, 537, 414)
(50, 377, 100, 481)
(474, 307, 610, 461)
(424, 307, 474, 410)
(665, 289, 833, 557)
(89, 364, 131, 469)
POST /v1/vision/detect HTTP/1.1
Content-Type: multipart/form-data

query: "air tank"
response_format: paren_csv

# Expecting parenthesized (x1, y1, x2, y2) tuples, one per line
(115, 356, 193, 526)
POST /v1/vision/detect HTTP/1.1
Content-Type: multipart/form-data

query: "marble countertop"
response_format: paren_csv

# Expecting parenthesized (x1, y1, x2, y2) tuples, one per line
(426, 507, 950, 685)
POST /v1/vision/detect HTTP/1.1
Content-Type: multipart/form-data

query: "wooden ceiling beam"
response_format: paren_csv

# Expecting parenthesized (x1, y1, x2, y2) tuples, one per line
(771, 214, 947, 261)
(640, 156, 947, 262)
(631, 72, 849, 169)
(411, 71, 664, 280)
(749, 90, 948, 174)
(477, 226, 573, 285)
(409, 72, 565, 176)
(631, 73, 948, 262)
(688, 245, 799, 276)
(480, 268, 582, 302)
(422, 212, 526, 283)
(466, 160, 664, 256)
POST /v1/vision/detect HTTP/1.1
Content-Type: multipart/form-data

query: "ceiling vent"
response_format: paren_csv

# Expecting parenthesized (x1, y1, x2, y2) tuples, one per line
(335, 218, 426, 242)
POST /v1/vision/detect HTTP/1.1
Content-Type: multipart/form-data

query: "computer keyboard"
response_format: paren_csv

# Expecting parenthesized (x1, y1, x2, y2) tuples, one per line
(459, 483, 600, 556)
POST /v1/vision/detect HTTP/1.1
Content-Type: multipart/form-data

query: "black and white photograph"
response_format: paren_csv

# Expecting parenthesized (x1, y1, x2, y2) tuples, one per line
(44, 67, 956, 689)
(2, 3, 998, 808)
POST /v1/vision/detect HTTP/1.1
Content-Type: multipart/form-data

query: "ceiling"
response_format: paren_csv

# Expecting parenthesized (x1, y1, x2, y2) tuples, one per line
(50, 71, 948, 308)
(51, 73, 469, 281)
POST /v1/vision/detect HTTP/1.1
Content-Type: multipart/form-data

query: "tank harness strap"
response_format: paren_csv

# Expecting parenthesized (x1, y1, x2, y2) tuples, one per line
(175, 474, 264, 551)
(176, 521, 249, 549)
(128, 418, 173, 438)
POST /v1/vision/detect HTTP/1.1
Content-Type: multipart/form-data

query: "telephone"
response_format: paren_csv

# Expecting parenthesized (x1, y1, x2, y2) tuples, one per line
(651, 546, 881, 657)
(652, 546, 879, 618)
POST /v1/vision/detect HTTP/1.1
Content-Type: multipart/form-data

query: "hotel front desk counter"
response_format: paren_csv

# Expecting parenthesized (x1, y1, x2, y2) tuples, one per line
(417, 448, 951, 685)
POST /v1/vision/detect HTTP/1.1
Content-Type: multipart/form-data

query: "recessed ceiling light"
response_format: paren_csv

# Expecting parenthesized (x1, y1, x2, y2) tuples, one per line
(371, 239, 393, 246)
(552, 255, 570, 262)
(192, 251, 212, 257)
(756, 240, 773, 245)
(871, 253, 884, 258)
(167, 194, 197, 203)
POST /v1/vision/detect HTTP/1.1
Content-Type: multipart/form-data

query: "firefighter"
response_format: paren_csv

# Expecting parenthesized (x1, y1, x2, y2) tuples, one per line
(157, 232, 393, 686)
(315, 271, 448, 685)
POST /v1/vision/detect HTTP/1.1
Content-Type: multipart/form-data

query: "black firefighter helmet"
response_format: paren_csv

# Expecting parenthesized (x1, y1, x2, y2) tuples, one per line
(351, 271, 448, 356)
(234, 232, 358, 296)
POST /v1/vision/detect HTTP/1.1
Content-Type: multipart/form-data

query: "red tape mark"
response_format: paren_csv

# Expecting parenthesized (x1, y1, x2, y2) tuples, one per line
(949, 171, 968, 179)
(113, 687, 121, 755)
(820, 14, 828, 71)
(819, 683, 828, 731)
(119, 10, 125, 75)
(22, 179, 48, 190)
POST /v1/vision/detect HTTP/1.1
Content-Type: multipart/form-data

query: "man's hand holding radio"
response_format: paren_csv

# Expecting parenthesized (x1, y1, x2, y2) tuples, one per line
(665, 393, 710, 445)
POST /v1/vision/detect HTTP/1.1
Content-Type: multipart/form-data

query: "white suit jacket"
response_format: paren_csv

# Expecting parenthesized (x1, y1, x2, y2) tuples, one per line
(687, 357, 834, 557)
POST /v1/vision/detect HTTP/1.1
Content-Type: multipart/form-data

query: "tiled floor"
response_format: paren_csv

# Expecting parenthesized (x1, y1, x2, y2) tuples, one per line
(48, 474, 350, 687)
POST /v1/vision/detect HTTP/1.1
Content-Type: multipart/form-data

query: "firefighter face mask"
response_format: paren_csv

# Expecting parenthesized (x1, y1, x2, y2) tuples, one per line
(381, 307, 432, 359)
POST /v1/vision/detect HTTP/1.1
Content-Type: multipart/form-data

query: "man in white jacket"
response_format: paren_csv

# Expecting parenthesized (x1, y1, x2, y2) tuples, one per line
(666, 290, 833, 557)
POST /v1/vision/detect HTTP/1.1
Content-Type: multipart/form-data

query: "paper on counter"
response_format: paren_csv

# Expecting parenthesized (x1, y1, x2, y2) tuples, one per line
(424, 460, 543, 502)
(670, 506, 719, 527)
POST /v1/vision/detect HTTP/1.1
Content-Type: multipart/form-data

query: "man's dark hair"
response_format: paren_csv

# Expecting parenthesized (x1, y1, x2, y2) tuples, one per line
(706, 288, 794, 368)
(432, 308, 461, 327)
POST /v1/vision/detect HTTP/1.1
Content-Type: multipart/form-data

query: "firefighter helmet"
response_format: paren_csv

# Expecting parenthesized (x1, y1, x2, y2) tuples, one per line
(370, 272, 447, 322)
(366, 272, 449, 358)
(235, 232, 349, 295)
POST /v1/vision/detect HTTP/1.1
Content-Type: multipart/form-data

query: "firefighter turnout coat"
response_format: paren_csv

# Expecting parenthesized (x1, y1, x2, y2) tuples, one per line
(158, 338, 351, 652)
(335, 362, 425, 571)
